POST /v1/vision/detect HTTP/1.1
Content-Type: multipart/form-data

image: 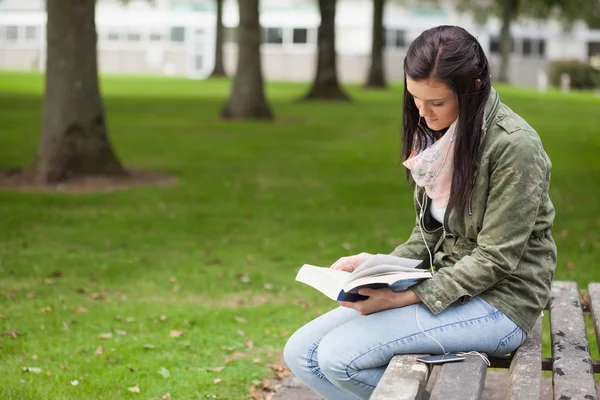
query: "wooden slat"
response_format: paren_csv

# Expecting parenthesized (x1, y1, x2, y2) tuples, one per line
(587, 283, 600, 352)
(429, 354, 488, 400)
(371, 355, 429, 400)
(505, 315, 543, 399)
(550, 281, 598, 400)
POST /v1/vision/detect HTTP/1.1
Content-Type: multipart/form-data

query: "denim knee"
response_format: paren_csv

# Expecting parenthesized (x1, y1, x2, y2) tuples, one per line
(317, 333, 353, 387)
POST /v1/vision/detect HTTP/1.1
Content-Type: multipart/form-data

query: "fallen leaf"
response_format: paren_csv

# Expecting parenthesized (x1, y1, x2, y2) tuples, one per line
(115, 330, 127, 336)
(73, 307, 88, 313)
(207, 366, 225, 373)
(46, 371, 52, 377)
(558, 229, 568, 238)
(249, 385, 263, 400)
(26, 291, 37, 298)
(264, 283, 273, 290)
(90, 293, 104, 301)
(3, 331, 18, 339)
(0, 313, 4, 319)
(143, 344, 155, 349)
(566, 261, 576, 270)
(169, 276, 177, 283)
(43, 278, 55, 285)
(244, 338, 254, 349)
(169, 330, 184, 338)
(128, 384, 140, 393)
(115, 315, 123, 320)
(22, 367, 42, 374)
(41, 306, 53, 313)
(129, 366, 136, 373)
(225, 352, 247, 364)
(213, 378, 223, 384)
(158, 367, 170, 379)
(252, 358, 261, 363)
(32, 354, 38, 360)
(159, 315, 167, 321)
(236, 329, 245, 336)
(234, 316, 247, 324)
(59, 364, 68, 370)
(125, 317, 136, 323)
(71, 380, 79, 386)
(95, 346, 103, 355)
(51, 271, 64, 278)
(97, 332, 113, 340)
(160, 394, 171, 399)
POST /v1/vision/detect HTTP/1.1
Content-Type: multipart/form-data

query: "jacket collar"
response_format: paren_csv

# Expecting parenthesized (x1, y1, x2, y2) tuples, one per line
(484, 87, 500, 130)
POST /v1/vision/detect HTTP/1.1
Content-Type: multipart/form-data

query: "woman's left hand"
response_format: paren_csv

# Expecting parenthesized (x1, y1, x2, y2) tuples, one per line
(339, 288, 421, 315)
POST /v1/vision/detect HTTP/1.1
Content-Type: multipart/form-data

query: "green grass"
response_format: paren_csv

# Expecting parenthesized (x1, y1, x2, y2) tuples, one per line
(0, 70, 599, 398)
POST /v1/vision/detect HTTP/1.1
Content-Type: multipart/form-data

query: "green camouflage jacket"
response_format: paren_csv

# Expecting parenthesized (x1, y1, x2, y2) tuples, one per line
(391, 88, 557, 333)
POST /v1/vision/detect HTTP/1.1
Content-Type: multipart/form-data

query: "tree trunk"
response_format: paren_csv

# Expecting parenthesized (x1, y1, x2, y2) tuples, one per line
(209, 0, 227, 77)
(303, 0, 350, 101)
(220, 0, 273, 119)
(498, 0, 519, 83)
(35, 0, 126, 183)
(364, 0, 387, 89)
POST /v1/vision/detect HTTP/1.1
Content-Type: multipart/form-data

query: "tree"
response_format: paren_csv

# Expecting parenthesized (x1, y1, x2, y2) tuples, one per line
(35, 0, 126, 183)
(457, 0, 600, 83)
(220, 0, 273, 119)
(209, 0, 227, 78)
(303, 0, 351, 101)
(364, 0, 388, 89)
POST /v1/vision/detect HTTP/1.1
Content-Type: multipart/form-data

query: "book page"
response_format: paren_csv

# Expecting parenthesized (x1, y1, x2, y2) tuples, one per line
(295, 264, 350, 301)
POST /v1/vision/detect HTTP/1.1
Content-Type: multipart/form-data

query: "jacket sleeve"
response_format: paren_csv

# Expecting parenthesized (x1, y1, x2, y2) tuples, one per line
(410, 130, 549, 314)
(390, 188, 443, 267)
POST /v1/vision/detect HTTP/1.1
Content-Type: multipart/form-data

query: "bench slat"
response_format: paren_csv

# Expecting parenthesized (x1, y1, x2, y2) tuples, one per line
(370, 355, 429, 400)
(550, 281, 598, 400)
(505, 315, 542, 399)
(587, 283, 600, 352)
(429, 354, 487, 400)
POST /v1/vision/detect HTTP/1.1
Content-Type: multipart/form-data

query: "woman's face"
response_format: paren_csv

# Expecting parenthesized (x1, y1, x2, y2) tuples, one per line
(406, 77, 459, 131)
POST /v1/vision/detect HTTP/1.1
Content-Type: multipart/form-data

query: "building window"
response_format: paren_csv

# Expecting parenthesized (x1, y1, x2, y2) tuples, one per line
(25, 26, 37, 41)
(170, 26, 185, 42)
(5, 26, 18, 42)
(385, 29, 406, 48)
(522, 38, 532, 56)
(589, 41, 600, 57)
(489, 36, 516, 54)
(538, 40, 546, 57)
(262, 27, 283, 44)
(150, 32, 162, 42)
(107, 31, 120, 41)
(292, 28, 308, 44)
(127, 32, 141, 42)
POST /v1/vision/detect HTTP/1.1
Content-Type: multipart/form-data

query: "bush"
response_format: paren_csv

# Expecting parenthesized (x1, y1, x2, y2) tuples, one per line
(549, 60, 600, 90)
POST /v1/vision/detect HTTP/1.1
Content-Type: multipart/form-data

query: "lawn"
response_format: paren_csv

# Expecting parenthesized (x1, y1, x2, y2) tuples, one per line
(0, 71, 599, 399)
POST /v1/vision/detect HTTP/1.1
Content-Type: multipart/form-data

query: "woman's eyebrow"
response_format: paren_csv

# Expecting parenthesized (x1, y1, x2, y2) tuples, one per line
(409, 92, 448, 102)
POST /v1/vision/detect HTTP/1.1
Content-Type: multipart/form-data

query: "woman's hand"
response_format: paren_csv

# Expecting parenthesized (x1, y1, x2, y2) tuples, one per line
(330, 252, 375, 272)
(339, 289, 421, 315)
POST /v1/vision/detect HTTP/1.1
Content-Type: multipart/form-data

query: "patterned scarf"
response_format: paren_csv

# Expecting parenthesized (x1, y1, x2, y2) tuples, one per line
(402, 119, 458, 210)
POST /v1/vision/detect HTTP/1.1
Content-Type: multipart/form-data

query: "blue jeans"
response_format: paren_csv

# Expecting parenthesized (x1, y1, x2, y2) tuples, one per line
(283, 297, 526, 400)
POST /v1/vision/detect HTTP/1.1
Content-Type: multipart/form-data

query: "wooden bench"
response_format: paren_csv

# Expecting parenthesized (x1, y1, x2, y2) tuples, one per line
(371, 281, 600, 400)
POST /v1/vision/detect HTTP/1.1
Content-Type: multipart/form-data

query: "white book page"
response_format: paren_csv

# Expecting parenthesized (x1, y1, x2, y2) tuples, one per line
(295, 264, 349, 300)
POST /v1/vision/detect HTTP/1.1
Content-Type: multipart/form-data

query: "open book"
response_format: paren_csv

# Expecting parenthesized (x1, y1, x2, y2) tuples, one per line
(295, 254, 432, 302)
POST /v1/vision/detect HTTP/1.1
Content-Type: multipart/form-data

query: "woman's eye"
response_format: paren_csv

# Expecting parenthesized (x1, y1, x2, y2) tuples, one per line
(432, 102, 444, 107)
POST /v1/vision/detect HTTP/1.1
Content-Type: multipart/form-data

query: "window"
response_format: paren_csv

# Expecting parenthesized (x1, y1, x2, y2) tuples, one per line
(150, 32, 162, 42)
(385, 29, 406, 49)
(107, 31, 120, 41)
(522, 38, 532, 56)
(589, 41, 600, 58)
(262, 27, 283, 44)
(25, 26, 37, 41)
(538, 40, 546, 57)
(292, 28, 308, 44)
(170, 26, 185, 42)
(127, 32, 141, 42)
(5, 26, 18, 42)
(489, 36, 515, 54)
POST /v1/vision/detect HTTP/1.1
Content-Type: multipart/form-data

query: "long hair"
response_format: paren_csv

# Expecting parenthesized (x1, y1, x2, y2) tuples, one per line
(402, 25, 491, 216)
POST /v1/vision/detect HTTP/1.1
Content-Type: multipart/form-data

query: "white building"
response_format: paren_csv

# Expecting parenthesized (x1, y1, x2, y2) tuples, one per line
(0, 0, 599, 86)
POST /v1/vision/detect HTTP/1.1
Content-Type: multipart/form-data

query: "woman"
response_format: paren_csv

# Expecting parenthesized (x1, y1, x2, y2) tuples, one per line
(283, 25, 556, 400)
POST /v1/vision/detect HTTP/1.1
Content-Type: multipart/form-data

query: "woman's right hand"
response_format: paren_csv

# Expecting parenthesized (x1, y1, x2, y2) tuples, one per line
(330, 252, 375, 272)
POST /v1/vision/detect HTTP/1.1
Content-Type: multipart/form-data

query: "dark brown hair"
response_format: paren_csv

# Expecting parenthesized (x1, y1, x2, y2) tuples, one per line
(402, 25, 491, 216)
